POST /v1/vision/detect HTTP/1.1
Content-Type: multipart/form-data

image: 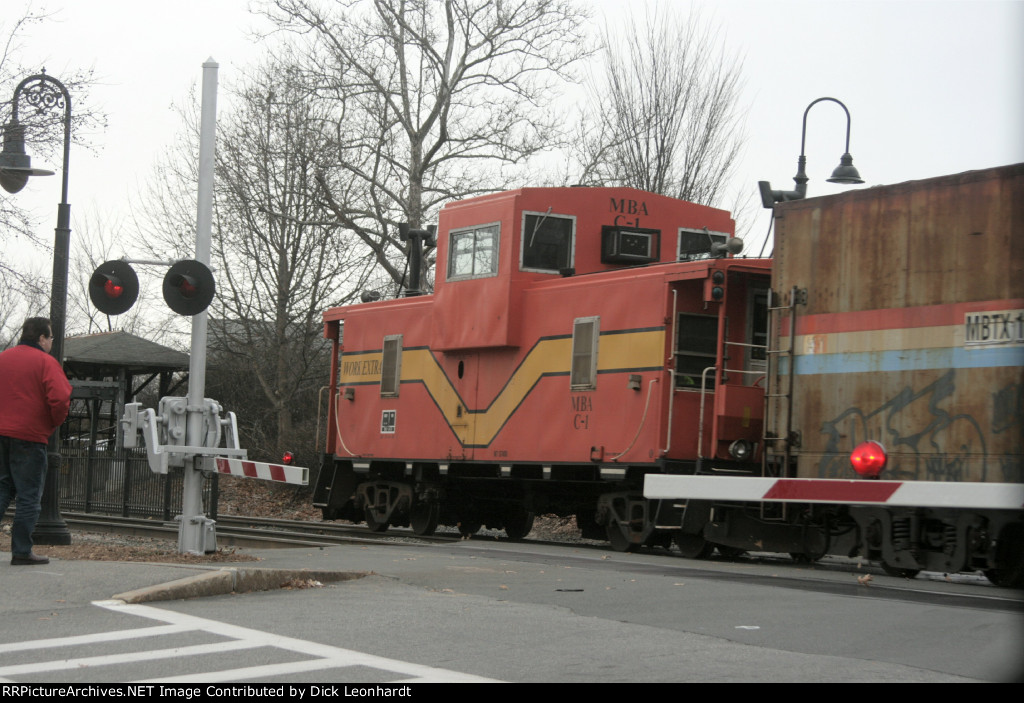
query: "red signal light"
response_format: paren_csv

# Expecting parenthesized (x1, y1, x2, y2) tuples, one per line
(103, 279, 124, 298)
(850, 440, 887, 478)
(89, 260, 139, 315)
(282, 451, 294, 465)
(178, 278, 198, 298)
(163, 259, 215, 315)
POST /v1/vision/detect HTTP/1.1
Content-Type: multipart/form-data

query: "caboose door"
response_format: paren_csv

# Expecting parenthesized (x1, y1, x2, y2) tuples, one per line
(445, 352, 481, 460)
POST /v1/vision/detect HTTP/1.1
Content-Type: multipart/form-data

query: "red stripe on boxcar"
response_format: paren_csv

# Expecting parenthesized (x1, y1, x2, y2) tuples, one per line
(762, 479, 900, 503)
(782, 298, 1024, 336)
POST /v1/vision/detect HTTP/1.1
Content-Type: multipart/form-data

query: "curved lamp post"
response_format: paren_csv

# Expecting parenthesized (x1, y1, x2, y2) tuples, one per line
(758, 97, 864, 208)
(0, 70, 73, 545)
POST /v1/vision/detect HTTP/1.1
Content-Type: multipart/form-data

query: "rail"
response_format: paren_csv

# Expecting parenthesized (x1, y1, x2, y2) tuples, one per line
(694, 338, 769, 464)
(60, 512, 458, 550)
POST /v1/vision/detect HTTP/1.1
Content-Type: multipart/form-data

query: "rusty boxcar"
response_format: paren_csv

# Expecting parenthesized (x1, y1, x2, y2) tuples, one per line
(648, 164, 1024, 585)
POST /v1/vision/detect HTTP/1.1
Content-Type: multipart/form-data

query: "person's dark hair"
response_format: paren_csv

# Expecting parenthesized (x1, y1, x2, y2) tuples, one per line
(19, 317, 52, 344)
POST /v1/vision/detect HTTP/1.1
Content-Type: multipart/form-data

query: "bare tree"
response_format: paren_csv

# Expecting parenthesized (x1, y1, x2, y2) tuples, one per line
(0, 268, 48, 348)
(209, 57, 376, 461)
(575, 8, 745, 208)
(1, 4, 107, 333)
(65, 208, 179, 344)
(139, 56, 376, 463)
(258, 0, 591, 291)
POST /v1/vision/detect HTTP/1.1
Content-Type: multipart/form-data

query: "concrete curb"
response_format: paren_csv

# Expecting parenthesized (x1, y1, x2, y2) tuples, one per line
(112, 568, 370, 603)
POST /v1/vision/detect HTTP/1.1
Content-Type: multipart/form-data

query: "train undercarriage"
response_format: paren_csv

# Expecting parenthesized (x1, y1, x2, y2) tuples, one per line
(313, 457, 1024, 588)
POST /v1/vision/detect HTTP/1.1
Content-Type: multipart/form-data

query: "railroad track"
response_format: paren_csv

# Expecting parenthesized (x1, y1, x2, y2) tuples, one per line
(61, 511, 460, 549)
(56, 512, 1024, 599)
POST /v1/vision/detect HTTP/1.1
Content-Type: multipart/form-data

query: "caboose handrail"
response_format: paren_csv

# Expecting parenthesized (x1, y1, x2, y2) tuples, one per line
(721, 338, 768, 383)
(696, 365, 717, 462)
(663, 289, 679, 456)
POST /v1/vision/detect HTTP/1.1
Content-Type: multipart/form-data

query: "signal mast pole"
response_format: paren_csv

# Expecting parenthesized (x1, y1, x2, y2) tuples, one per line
(178, 59, 218, 554)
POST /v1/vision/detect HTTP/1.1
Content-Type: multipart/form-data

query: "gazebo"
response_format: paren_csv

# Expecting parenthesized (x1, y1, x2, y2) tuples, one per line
(59, 331, 204, 518)
(63, 331, 189, 448)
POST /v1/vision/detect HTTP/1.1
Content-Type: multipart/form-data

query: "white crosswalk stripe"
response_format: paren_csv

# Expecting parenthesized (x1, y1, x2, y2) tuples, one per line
(0, 600, 501, 684)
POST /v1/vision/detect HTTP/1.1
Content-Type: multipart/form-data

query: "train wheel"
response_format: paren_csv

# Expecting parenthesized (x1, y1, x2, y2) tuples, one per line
(503, 509, 535, 541)
(984, 523, 1024, 588)
(645, 532, 673, 551)
(606, 520, 638, 552)
(576, 508, 605, 540)
(880, 563, 920, 579)
(410, 500, 440, 536)
(364, 506, 389, 533)
(458, 520, 482, 538)
(982, 568, 1020, 588)
(674, 533, 713, 559)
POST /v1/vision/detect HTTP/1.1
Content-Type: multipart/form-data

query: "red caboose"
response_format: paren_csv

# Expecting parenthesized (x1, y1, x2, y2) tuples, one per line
(315, 186, 770, 547)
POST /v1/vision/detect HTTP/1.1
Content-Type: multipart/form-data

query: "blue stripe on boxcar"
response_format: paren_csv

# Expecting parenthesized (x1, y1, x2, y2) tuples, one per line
(780, 346, 1024, 375)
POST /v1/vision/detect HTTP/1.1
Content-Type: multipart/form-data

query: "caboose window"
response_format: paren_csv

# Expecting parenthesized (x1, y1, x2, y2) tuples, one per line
(571, 317, 599, 390)
(522, 211, 574, 272)
(675, 314, 718, 389)
(448, 224, 499, 280)
(381, 334, 402, 397)
(678, 228, 728, 261)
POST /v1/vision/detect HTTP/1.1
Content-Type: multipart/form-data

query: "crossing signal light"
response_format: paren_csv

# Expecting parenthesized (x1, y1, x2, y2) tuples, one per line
(89, 260, 139, 315)
(163, 259, 215, 315)
(850, 440, 888, 478)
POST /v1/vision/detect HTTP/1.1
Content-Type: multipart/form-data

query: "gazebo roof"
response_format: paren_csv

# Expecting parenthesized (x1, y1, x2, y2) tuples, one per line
(63, 331, 189, 376)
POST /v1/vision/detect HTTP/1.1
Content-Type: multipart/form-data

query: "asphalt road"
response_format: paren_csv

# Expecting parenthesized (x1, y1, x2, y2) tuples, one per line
(2, 539, 1021, 683)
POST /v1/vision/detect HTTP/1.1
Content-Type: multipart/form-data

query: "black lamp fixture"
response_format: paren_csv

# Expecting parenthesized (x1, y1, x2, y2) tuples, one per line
(1, 70, 73, 546)
(758, 97, 864, 208)
(0, 118, 55, 193)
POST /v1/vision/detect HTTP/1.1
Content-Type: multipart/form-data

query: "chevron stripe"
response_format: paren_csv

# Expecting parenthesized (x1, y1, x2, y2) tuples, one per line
(339, 328, 666, 447)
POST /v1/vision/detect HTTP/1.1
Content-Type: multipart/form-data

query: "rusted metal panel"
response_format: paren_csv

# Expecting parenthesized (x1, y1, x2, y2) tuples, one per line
(787, 367, 1019, 484)
(775, 165, 1023, 314)
(769, 165, 1024, 484)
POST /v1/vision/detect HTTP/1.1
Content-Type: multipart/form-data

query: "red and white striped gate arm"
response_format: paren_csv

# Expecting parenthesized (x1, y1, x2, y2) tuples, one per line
(215, 457, 309, 486)
(644, 475, 1024, 510)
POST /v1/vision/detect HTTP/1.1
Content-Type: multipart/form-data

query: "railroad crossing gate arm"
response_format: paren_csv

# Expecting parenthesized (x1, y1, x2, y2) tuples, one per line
(209, 456, 309, 486)
(644, 475, 1024, 510)
(199, 409, 308, 484)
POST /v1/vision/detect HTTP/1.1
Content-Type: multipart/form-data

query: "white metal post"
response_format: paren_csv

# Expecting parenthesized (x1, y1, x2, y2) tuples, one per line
(178, 59, 219, 554)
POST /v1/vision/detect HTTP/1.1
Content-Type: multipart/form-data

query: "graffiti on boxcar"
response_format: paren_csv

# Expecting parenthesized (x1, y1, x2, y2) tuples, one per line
(992, 381, 1023, 482)
(818, 369, 988, 481)
(992, 382, 1021, 433)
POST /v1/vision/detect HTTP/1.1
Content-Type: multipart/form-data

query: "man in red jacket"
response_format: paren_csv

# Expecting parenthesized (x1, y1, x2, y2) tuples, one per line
(0, 317, 72, 565)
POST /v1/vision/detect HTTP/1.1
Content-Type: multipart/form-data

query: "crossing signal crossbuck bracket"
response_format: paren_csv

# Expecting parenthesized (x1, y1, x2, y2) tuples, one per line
(121, 398, 309, 485)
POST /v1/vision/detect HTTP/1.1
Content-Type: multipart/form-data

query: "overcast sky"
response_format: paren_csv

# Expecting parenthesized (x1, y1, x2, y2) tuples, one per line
(6, 0, 1024, 260)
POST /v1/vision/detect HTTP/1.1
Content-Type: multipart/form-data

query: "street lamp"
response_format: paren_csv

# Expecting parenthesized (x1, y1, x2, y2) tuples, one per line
(758, 97, 864, 208)
(0, 70, 73, 545)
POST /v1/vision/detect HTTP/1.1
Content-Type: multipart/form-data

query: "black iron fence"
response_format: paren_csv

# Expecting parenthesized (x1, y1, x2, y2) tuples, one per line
(58, 445, 218, 521)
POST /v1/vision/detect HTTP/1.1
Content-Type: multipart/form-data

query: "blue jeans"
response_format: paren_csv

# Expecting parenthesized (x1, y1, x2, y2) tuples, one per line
(0, 435, 48, 557)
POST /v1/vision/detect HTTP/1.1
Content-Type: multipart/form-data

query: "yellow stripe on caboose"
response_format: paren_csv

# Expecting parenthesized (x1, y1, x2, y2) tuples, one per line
(339, 329, 665, 447)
